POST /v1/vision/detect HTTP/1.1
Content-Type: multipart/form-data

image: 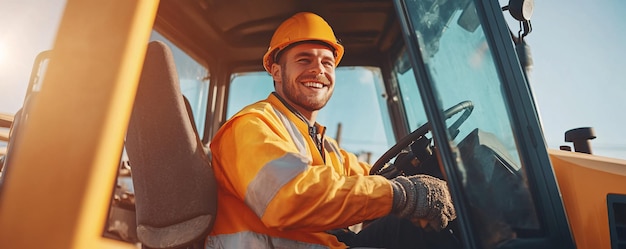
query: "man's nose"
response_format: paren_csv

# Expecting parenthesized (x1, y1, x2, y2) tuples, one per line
(309, 60, 325, 74)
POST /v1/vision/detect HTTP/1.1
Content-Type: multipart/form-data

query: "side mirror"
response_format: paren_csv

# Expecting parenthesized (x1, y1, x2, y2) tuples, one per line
(507, 0, 534, 22)
(502, 0, 534, 39)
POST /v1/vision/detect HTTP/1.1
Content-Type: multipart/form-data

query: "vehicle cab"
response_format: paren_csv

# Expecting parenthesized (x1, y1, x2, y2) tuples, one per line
(1, 0, 623, 248)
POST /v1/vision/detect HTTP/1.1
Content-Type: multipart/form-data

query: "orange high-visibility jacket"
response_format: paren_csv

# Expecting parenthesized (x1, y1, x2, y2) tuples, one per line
(207, 93, 394, 249)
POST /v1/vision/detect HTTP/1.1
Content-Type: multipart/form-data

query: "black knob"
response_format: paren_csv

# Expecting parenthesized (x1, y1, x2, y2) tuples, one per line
(565, 127, 596, 154)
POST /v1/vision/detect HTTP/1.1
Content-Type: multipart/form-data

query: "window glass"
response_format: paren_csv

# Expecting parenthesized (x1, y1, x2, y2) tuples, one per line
(150, 31, 210, 137)
(227, 71, 274, 116)
(0, 0, 67, 150)
(227, 67, 394, 163)
(394, 51, 427, 130)
(402, 0, 541, 247)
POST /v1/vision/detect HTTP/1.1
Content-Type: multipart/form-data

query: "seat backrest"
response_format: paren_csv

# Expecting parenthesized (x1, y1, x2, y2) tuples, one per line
(125, 41, 217, 249)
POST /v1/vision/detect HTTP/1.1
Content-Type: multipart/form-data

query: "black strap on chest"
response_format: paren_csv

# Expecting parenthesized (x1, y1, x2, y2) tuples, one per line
(309, 126, 325, 162)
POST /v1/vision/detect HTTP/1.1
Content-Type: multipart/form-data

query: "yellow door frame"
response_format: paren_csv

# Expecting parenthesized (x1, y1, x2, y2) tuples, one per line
(0, 1, 159, 248)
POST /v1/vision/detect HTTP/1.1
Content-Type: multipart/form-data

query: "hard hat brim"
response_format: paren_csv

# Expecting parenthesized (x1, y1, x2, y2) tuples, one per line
(263, 39, 344, 73)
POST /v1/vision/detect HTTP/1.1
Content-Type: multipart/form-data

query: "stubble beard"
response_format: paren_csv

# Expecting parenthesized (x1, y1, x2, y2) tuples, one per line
(280, 71, 333, 113)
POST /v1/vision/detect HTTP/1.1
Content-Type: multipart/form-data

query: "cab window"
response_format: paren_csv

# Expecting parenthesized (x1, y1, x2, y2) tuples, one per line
(394, 51, 427, 130)
(227, 67, 394, 162)
(398, 0, 543, 247)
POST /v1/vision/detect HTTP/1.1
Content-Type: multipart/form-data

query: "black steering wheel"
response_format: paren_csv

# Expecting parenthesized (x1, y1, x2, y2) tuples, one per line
(370, 100, 474, 176)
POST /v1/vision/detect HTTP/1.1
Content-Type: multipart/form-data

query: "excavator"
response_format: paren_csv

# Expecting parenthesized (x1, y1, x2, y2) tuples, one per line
(0, 0, 624, 248)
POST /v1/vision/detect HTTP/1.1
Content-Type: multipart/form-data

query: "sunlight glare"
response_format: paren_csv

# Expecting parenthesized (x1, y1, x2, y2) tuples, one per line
(0, 40, 5, 65)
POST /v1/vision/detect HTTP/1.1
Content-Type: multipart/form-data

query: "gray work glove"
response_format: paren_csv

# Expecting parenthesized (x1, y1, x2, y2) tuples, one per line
(390, 175, 456, 231)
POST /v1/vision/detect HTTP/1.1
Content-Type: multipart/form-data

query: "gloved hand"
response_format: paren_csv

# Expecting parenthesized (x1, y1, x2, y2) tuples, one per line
(390, 175, 456, 231)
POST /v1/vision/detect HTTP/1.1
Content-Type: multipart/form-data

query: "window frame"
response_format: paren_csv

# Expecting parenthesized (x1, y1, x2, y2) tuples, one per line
(393, 0, 575, 248)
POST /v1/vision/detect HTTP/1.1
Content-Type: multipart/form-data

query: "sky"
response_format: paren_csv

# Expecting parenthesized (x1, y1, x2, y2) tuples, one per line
(516, 0, 626, 159)
(0, 0, 624, 160)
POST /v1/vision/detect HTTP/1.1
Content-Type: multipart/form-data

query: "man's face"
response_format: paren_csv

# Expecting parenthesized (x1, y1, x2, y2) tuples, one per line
(271, 43, 336, 115)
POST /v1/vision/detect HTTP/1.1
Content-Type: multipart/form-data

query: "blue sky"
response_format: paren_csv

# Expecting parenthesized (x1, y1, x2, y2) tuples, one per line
(516, 0, 626, 159)
(1, 0, 624, 160)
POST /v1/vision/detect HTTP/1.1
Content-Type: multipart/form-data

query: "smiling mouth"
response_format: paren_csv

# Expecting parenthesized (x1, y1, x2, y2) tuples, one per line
(303, 82, 326, 89)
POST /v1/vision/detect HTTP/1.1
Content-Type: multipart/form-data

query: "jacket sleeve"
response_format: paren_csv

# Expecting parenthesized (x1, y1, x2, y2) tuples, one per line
(336, 139, 374, 177)
(211, 112, 394, 232)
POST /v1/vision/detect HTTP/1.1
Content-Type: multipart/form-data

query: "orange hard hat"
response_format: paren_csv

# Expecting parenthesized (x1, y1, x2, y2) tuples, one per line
(263, 12, 344, 73)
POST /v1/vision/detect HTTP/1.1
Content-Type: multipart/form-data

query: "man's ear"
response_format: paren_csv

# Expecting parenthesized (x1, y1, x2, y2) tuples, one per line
(270, 63, 282, 83)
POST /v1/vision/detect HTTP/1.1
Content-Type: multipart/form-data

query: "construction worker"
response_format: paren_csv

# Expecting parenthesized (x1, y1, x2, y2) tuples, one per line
(207, 12, 456, 249)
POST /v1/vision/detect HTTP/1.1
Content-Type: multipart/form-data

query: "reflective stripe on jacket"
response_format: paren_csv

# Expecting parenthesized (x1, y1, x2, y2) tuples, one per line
(208, 93, 393, 249)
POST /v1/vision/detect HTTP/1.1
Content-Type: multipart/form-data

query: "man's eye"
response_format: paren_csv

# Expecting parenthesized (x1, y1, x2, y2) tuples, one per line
(322, 61, 335, 68)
